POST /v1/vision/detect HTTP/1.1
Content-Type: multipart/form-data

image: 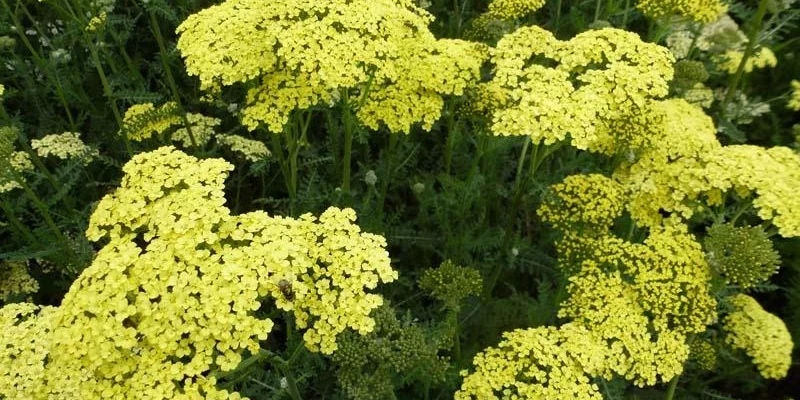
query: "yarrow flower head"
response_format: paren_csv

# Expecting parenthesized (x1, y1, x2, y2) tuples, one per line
(176, 0, 487, 133)
(31, 132, 98, 163)
(0, 147, 396, 398)
(418, 260, 482, 311)
(0, 261, 39, 302)
(216, 134, 270, 162)
(722, 294, 793, 379)
(477, 26, 674, 155)
(788, 80, 800, 111)
(172, 112, 221, 147)
(538, 173, 625, 232)
(636, 0, 727, 23)
(717, 47, 778, 74)
(1, 126, 34, 193)
(704, 223, 780, 289)
(121, 102, 182, 142)
(486, 0, 545, 19)
(455, 324, 607, 399)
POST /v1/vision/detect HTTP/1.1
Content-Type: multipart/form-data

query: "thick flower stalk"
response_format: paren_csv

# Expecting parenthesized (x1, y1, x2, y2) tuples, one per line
(476, 26, 674, 155)
(722, 294, 793, 379)
(176, 0, 486, 134)
(0, 147, 396, 399)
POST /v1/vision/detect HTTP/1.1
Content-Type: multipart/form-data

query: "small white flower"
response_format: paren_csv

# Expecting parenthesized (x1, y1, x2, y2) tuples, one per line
(227, 103, 239, 113)
(511, 247, 519, 257)
(280, 377, 288, 389)
(412, 182, 425, 195)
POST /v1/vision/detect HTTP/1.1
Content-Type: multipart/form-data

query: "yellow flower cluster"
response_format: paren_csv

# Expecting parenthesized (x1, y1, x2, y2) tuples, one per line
(559, 261, 690, 386)
(788, 80, 800, 111)
(85, 11, 107, 32)
(172, 113, 221, 147)
(0, 147, 396, 398)
(537, 174, 625, 232)
(0, 83, 4, 96)
(177, 0, 487, 133)
(455, 324, 606, 399)
(216, 134, 271, 162)
(121, 102, 182, 141)
(723, 294, 793, 379)
(689, 339, 717, 371)
(614, 99, 800, 237)
(486, 0, 545, 20)
(0, 260, 39, 302)
(717, 48, 778, 74)
(31, 132, 99, 162)
(1, 126, 34, 193)
(479, 26, 674, 155)
(538, 174, 716, 385)
(636, 0, 727, 23)
(0, 303, 57, 399)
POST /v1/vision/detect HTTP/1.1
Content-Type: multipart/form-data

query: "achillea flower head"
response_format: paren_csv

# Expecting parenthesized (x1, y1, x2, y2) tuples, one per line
(0, 147, 396, 398)
(788, 80, 800, 111)
(559, 262, 691, 386)
(723, 294, 793, 379)
(172, 112, 221, 147)
(481, 26, 674, 155)
(637, 0, 727, 23)
(1, 126, 33, 193)
(689, 339, 717, 371)
(704, 223, 780, 289)
(216, 134, 270, 162)
(177, 0, 487, 134)
(717, 47, 778, 74)
(121, 102, 182, 142)
(0, 261, 39, 302)
(455, 324, 607, 399)
(0, 303, 57, 399)
(418, 260, 482, 310)
(31, 132, 98, 162)
(486, 0, 545, 19)
(538, 174, 625, 232)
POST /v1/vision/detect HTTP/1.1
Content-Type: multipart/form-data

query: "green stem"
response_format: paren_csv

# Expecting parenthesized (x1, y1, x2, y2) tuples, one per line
(270, 131, 294, 201)
(554, 0, 563, 34)
(594, 0, 603, 22)
(85, 36, 131, 154)
(1, 198, 37, 244)
(622, 0, 631, 26)
(265, 350, 303, 400)
(377, 132, 400, 214)
(664, 374, 680, 400)
(3, 0, 77, 131)
(148, 10, 198, 148)
(341, 91, 354, 195)
(444, 100, 457, 175)
(19, 180, 78, 274)
(721, 0, 770, 116)
(452, 312, 461, 363)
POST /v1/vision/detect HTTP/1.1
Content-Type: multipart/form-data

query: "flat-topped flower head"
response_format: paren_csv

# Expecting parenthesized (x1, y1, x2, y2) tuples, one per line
(0, 147, 396, 398)
(723, 294, 793, 379)
(704, 223, 780, 289)
(637, 0, 727, 23)
(455, 324, 607, 399)
(31, 132, 98, 163)
(480, 26, 674, 155)
(177, 0, 486, 133)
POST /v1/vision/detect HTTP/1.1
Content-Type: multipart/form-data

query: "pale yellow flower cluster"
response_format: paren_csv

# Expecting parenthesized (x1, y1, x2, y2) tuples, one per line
(723, 294, 793, 379)
(1, 126, 34, 193)
(216, 134, 270, 162)
(177, 0, 487, 133)
(0, 261, 39, 302)
(31, 132, 98, 162)
(615, 99, 800, 237)
(637, 0, 727, 23)
(717, 47, 778, 74)
(455, 324, 606, 399)
(486, 0, 545, 20)
(788, 80, 800, 111)
(0, 147, 396, 398)
(172, 112, 221, 147)
(478, 26, 674, 155)
(121, 102, 182, 142)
